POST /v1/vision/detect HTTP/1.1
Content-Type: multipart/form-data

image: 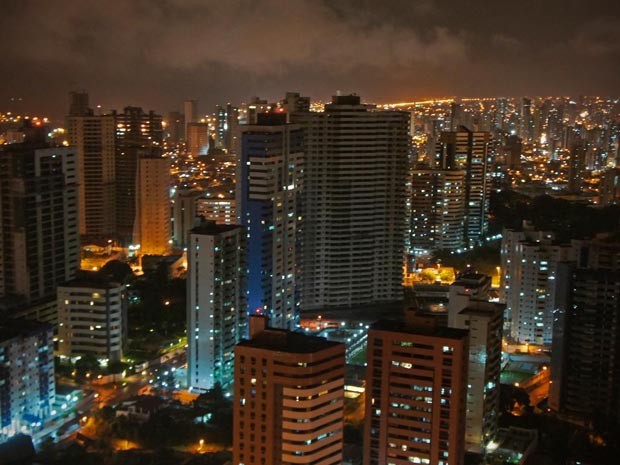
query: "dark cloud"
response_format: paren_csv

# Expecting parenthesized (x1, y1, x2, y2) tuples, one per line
(0, 0, 618, 119)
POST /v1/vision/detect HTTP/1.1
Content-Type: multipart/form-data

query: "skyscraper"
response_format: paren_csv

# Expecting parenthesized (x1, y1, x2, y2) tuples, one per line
(292, 95, 409, 310)
(114, 106, 163, 246)
(184, 99, 197, 138)
(411, 168, 466, 252)
(0, 127, 79, 323)
(364, 318, 468, 465)
(215, 104, 240, 152)
(237, 113, 303, 330)
(133, 156, 171, 256)
(519, 98, 534, 142)
(66, 91, 117, 243)
(187, 220, 246, 392)
(233, 315, 345, 465)
(436, 127, 490, 245)
(568, 138, 587, 193)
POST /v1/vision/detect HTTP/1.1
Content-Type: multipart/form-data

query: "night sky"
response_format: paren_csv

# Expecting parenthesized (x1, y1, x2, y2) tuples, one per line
(1, 0, 619, 118)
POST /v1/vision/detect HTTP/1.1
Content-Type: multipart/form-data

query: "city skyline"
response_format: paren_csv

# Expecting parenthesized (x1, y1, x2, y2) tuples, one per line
(1, 2, 619, 463)
(1, 0, 619, 118)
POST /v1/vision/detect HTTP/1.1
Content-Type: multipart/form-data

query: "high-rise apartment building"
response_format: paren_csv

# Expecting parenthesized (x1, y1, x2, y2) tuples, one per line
(172, 188, 203, 249)
(215, 104, 239, 152)
(292, 95, 409, 310)
(66, 92, 117, 243)
(550, 235, 620, 423)
(436, 127, 490, 244)
(238, 113, 303, 330)
(519, 98, 534, 142)
(184, 99, 197, 137)
(451, 301, 503, 453)
(114, 106, 163, 246)
(186, 122, 209, 158)
(501, 222, 573, 344)
(0, 129, 79, 322)
(133, 156, 171, 256)
(187, 221, 246, 392)
(505, 135, 522, 170)
(166, 111, 185, 144)
(568, 139, 587, 193)
(57, 276, 127, 362)
(0, 319, 55, 441)
(411, 169, 466, 252)
(364, 318, 468, 465)
(233, 315, 345, 465)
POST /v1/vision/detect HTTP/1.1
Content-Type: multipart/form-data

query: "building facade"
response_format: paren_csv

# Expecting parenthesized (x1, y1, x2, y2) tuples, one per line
(550, 236, 620, 424)
(233, 316, 345, 465)
(66, 92, 117, 243)
(114, 106, 163, 246)
(0, 320, 55, 442)
(186, 122, 209, 158)
(0, 133, 79, 322)
(452, 301, 503, 453)
(364, 319, 468, 465)
(436, 127, 490, 244)
(411, 169, 466, 252)
(172, 188, 203, 249)
(57, 278, 127, 362)
(197, 198, 236, 225)
(292, 95, 409, 310)
(133, 156, 171, 256)
(238, 113, 303, 329)
(187, 221, 246, 392)
(501, 223, 573, 344)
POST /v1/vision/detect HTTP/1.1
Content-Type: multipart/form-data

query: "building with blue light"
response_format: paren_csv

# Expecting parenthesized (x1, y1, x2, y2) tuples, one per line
(237, 113, 303, 330)
(0, 319, 55, 443)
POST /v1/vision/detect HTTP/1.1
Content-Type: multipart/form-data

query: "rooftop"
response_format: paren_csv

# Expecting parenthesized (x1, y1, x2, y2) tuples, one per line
(0, 318, 53, 343)
(61, 272, 122, 290)
(370, 319, 469, 340)
(191, 219, 241, 236)
(237, 329, 343, 354)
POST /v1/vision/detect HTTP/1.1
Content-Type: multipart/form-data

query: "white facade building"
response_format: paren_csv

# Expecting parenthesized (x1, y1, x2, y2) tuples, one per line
(501, 222, 573, 344)
(57, 279, 127, 362)
(187, 221, 246, 392)
(452, 300, 503, 453)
